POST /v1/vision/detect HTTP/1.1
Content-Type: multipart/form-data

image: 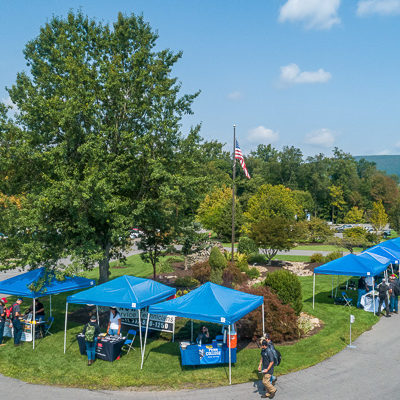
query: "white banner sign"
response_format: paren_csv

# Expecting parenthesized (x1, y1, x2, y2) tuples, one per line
(118, 308, 175, 333)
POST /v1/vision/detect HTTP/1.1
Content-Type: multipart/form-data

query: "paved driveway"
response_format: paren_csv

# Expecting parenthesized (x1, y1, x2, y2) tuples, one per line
(0, 313, 398, 400)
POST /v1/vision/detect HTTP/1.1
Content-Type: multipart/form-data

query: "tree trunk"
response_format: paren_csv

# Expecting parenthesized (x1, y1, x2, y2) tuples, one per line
(98, 243, 111, 283)
(152, 259, 157, 281)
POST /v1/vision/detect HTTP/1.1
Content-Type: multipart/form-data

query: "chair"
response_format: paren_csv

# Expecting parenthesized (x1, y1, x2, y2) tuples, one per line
(342, 292, 353, 307)
(44, 316, 54, 336)
(124, 329, 137, 354)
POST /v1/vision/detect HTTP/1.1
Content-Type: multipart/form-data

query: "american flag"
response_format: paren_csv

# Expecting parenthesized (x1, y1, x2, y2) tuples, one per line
(235, 140, 251, 179)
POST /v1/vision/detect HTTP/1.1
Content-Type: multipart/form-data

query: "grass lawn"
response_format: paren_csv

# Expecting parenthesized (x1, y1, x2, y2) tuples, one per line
(273, 254, 311, 262)
(0, 255, 378, 389)
(293, 244, 362, 253)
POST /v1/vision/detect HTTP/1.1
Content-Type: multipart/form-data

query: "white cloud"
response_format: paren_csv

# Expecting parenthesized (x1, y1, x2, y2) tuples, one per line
(279, 0, 341, 30)
(248, 126, 279, 143)
(357, 0, 400, 16)
(305, 129, 335, 147)
(227, 91, 242, 100)
(280, 63, 332, 85)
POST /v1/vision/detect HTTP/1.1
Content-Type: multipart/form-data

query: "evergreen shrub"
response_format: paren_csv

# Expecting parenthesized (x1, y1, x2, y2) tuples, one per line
(238, 237, 259, 255)
(209, 247, 227, 270)
(264, 270, 302, 315)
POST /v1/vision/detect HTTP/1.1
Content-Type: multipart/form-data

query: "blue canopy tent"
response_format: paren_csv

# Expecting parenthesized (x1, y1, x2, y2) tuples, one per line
(141, 282, 264, 384)
(363, 245, 400, 264)
(64, 275, 176, 354)
(0, 268, 95, 349)
(312, 253, 391, 314)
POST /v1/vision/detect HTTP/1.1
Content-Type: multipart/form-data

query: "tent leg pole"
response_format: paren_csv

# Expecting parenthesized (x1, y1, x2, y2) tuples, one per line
(33, 298, 36, 350)
(96, 306, 99, 323)
(331, 276, 334, 299)
(64, 302, 68, 354)
(262, 303, 265, 336)
(191, 320, 193, 342)
(373, 277, 375, 316)
(228, 324, 231, 385)
(50, 295, 52, 318)
(335, 275, 339, 298)
(141, 313, 150, 370)
(313, 273, 315, 310)
(172, 317, 175, 343)
(138, 309, 143, 355)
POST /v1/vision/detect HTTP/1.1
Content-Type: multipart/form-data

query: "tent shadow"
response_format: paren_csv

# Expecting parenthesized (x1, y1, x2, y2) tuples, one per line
(145, 340, 240, 374)
(304, 287, 358, 306)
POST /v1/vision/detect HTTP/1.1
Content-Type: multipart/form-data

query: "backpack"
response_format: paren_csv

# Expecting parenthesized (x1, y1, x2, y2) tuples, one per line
(6, 306, 12, 319)
(271, 347, 282, 366)
(379, 283, 388, 298)
(85, 324, 96, 342)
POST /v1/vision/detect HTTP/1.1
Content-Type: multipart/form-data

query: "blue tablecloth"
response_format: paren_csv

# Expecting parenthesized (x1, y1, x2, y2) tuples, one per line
(180, 343, 237, 366)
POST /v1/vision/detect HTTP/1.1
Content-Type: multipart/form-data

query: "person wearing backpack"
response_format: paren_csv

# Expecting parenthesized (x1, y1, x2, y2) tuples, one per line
(377, 280, 391, 317)
(82, 314, 100, 366)
(0, 297, 8, 346)
(258, 337, 277, 399)
(389, 275, 399, 314)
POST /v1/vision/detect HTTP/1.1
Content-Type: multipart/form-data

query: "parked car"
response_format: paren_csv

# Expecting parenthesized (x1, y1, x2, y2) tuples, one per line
(129, 228, 143, 239)
(0, 233, 8, 240)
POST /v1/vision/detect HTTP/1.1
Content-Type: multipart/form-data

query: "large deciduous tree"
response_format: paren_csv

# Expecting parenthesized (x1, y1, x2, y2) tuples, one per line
(0, 12, 200, 282)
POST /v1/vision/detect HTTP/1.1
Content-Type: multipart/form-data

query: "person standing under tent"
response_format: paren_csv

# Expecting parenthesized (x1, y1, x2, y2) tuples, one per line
(377, 280, 391, 317)
(389, 275, 399, 314)
(196, 326, 210, 345)
(258, 338, 277, 399)
(11, 298, 23, 346)
(365, 275, 374, 292)
(357, 276, 368, 308)
(82, 315, 100, 366)
(0, 298, 7, 346)
(107, 307, 121, 336)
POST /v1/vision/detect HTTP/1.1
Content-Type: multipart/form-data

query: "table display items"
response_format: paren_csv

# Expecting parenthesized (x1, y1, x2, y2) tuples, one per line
(77, 333, 126, 362)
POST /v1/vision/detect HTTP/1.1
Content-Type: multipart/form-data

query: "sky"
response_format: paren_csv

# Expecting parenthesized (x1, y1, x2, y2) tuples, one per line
(0, 0, 399, 157)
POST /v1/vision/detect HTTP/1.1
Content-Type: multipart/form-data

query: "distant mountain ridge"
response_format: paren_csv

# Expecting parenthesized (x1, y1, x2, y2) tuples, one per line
(354, 155, 400, 177)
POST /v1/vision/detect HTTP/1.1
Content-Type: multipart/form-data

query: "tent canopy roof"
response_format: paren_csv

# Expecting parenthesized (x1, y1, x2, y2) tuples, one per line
(314, 253, 390, 277)
(0, 268, 95, 298)
(363, 244, 400, 264)
(67, 275, 176, 309)
(148, 282, 263, 326)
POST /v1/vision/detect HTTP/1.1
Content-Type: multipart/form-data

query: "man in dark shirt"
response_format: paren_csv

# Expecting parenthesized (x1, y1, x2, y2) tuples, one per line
(12, 298, 23, 346)
(0, 297, 7, 346)
(377, 280, 391, 317)
(196, 326, 210, 345)
(27, 299, 45, 320)
(258, 336, 277, 398)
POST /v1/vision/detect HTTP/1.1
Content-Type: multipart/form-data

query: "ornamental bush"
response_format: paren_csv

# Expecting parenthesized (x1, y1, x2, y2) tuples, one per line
(248, 252, 268, 265)
(238, 236, 259, 256)
(191, 261, 211, 283)
(210, 269, 223, 285)
(325, 251, 342, 262)
(222, 263, 247, 288)
(209, 246, 227, 270)
(237, 285, 299, 343)
(264, 270, 302, 315)
(174, 276, 199, 288)
(310, 253, 325, 263)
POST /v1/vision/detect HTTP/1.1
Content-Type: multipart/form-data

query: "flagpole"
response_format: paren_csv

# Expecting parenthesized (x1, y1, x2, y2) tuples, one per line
(231, 124, 236, 263)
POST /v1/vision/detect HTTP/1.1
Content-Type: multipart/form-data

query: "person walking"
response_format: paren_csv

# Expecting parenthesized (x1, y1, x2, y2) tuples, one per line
(389, 275, 399, 314)
(258, 336, 277, 398)
(0, 298, 7, 346)
(82, 315, 100, 366)
(377, 280, 391, 317)
(11, 298, 23, 346)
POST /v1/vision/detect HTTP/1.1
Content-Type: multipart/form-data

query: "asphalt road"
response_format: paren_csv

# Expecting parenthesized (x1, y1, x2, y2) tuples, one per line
(0, 312, 397, 400)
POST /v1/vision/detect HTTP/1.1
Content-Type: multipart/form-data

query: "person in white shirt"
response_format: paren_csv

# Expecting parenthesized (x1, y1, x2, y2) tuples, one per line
(107, 307, 121, 336)
(365, 275, 374, 291)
